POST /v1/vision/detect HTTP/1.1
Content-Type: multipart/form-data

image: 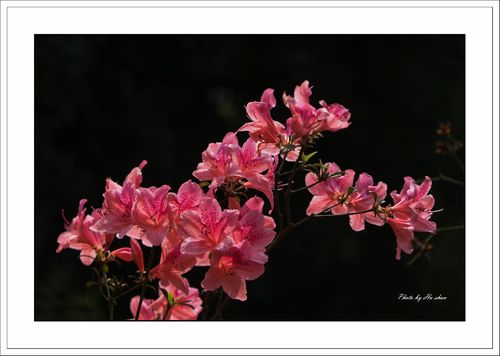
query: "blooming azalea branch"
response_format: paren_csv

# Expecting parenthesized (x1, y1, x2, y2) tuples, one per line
(56, 80, 439, 320)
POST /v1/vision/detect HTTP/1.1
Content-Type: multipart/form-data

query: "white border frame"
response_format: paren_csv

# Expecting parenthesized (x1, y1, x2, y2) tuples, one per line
(1, 1, 498, 355)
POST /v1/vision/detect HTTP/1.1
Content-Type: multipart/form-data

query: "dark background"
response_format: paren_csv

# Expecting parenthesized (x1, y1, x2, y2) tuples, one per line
(35, 35, 465, 321)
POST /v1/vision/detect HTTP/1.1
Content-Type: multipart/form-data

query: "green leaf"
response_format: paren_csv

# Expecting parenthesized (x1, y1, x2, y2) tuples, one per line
(302, 151, 318, 164)
(329, 171, 346, 178)
(199, 181, 210, 188)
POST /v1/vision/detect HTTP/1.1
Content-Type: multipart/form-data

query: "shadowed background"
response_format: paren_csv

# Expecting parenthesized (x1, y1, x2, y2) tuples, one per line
(35, 35, 465, 321)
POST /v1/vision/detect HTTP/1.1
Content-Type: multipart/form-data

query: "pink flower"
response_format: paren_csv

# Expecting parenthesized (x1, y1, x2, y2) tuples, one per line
(129, 280, 202, 320)
(316, 101, 351, 133)
(111, 238, 145, 272)
(150, 242, 197, 294)
(233, 196, 276, 249)
(305, 162, 355, 216)
(201, 240, 267, 301)
(283, 81, 351, 138)
(387, 217, 415, 260)
(130, 185, 172, 247)
(233, 137, 273, 177)
(305, 167, 389, 232)
(192, 132, 240, 187)
(345, 173, 387, 232)
(283, 81, 320, 138)
(193, 133, 276, 211)
(92, 161, 147, 238)
(180, 197, 239, 255)
(56, 199, 114, 265)
(390, 176, 437, 234)
(237, 88, 302, 160)
(161, 282, 203, 320)
(385, 176, 437, 260)
(238, 88, 285, 151)
(170, 180, 204, 216)
(129, 296, 157, 320)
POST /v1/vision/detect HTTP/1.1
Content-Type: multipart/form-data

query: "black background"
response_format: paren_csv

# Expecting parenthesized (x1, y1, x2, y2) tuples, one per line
(35, 35, 465, 321)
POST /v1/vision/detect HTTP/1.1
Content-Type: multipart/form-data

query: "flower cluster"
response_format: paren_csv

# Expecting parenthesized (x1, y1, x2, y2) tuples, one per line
(305, 162, 437, 259)
(56, 81, 438, 320)
(239, 81, 351, 160)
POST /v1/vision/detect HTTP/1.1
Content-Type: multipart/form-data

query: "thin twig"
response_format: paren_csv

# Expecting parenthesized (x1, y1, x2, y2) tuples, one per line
(284, 148, 303, 224)
(451, 152, 465, 172)
(436, 225, 465, 233)
(201, 290, 216, 321)
(134, 246, 157, 320)
(210, 294, 230, 320)
(290, 180, 322, 194)
(102, 268, 114, 321)
(273, 155, 286, 233)
(266, 202, 344, 253)
(429, 173, 464, 186)
(290, 171, 346, 194)
(114, 283, 141, 299)
(313, 207, 375, 218)
(406, 225, 465, 266)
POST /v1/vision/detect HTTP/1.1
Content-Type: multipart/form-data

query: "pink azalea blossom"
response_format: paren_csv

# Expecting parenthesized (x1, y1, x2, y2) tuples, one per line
(56, 199, 114, 265)
(202, 240, 267, 301)
(386, 176, 437, 260)
(345, 173, 387, 232)
(283, 81, 320, 138)
(92, 161, 147, 238)
(305, 166, 388, 232)
(305, 162, 355, 216)
(233, 137, 273, 177)
(387, 217, 415, 260)
(150, 242, 197, 295)
(283, 81, 351, 138)
(111, 238, 145, 272)
(161, 281, 203, 320)
(193, 133, 276, 211)
(170, 180, 204, 216)
(238, 88, 285, 152)
(180, 197, 239, 255)
(192, 132, 240, 187)
(389, 176, 437, 234)
(129, 280, 202, 320)
(233, 196, 276, 249)
(129, 296, 156, 320)
(316, 101, 351, 133)
(130, 185, 172, 247)
(238, 88, 301, 160)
